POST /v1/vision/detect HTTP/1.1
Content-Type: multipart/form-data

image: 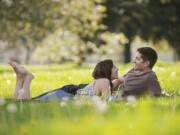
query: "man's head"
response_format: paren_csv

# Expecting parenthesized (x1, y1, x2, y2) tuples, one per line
(133, 47, 158, 70)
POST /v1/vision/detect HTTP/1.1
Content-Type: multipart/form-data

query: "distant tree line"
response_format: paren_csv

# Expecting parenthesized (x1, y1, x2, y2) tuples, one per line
(0, 0, 179, 64)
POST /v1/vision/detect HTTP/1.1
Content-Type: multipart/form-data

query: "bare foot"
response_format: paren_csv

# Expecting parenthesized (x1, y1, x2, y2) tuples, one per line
(9, 61, 28, 75)
(25, 72, 34, 80)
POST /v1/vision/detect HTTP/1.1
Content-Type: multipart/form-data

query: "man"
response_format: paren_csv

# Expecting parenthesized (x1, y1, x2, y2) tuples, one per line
(119, 47, 162, 97)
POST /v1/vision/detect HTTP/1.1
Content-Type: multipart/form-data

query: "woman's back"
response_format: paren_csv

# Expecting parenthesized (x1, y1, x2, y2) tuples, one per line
(77, 78, 111, 99)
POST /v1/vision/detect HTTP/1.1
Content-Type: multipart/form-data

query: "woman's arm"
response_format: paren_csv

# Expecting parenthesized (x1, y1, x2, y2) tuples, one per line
(112, 77, 124, 91)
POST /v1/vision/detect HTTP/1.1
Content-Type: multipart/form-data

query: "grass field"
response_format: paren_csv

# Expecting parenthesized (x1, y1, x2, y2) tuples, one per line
(0, 62, 180, 135)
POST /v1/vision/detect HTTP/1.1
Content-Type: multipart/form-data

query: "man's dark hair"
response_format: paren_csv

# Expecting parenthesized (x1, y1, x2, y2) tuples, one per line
(137, 47, 158, 68)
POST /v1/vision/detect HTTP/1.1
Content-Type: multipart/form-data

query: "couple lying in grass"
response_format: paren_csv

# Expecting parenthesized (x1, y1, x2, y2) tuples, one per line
(9, 47, 163, 101)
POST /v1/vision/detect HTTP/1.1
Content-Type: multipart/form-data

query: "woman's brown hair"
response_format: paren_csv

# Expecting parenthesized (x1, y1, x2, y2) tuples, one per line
(92, 59, 113, 93)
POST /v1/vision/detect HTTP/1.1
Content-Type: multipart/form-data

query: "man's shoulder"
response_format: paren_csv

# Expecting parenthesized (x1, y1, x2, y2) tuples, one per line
(147, 70, 159, 80)
(148, 70, 157, 76)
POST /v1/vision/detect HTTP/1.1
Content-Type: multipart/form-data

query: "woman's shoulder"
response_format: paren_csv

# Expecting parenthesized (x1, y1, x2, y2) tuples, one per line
(95, 78, 110, 88)
(95, 78, 110, 83)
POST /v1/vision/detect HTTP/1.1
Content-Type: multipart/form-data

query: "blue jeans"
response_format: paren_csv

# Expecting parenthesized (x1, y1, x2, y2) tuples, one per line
(35, 90, 74, 101)
(32, 84, 87, 101)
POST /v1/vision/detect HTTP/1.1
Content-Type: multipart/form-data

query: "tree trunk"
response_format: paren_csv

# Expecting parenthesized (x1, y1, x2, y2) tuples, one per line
(178, 49, 180, 61)
(124, 40, 132, 63)
(25, 50, 31, 64)
(24, 45, 36, 64)
(174, 47, 180, 61)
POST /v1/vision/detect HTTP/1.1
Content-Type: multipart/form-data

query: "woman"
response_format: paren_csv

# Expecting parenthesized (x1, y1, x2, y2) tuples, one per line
(9, 59, 122, 101)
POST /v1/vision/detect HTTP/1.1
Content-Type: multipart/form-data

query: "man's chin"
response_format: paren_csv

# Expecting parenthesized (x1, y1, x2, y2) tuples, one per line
(134, 67, 141, 71)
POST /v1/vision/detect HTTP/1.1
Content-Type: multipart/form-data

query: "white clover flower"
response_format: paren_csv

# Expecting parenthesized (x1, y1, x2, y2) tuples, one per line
(6, 103, 17, 113)
(59, 101, 66, 107)
(62, 97, 69, 101)
(75, 99, 83, 106)
(91, 96, 107, 113)
(127, 96, 136, 103)
(0, 98, 5, 106)
(171, 72, 176, 78)
(6, 80, 11, 85)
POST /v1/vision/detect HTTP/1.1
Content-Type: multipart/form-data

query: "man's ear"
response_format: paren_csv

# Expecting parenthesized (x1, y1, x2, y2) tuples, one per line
(144, 61, 150, 67)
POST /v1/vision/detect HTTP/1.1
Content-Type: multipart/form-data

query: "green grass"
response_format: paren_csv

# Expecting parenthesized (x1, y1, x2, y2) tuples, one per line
(0, 62, 180, 135)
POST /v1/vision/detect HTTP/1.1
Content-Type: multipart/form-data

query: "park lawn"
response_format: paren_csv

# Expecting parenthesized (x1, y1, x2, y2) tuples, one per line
(0, 62, 180, 135)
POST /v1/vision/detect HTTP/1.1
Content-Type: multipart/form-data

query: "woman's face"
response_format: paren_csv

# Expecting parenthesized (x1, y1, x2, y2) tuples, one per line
(111, 65, 119, 79)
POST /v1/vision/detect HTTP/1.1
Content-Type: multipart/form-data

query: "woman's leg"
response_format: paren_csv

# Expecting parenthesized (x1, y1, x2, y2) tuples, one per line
(9, 61, 34, 99)
(14, 75, 24, 98)
(19, 73, 34, 99)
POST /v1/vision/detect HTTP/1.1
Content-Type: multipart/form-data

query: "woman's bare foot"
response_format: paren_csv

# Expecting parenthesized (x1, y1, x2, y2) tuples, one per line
(9, 61, 28, 75)
(26, 72, 34, 80)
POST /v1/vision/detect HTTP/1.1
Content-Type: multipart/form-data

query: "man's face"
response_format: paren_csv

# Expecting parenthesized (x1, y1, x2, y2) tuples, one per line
(132, 51, 149, 70)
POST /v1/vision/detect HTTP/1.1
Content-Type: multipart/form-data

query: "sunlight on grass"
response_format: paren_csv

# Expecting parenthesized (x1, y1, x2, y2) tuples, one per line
(0, 62, 180, 135)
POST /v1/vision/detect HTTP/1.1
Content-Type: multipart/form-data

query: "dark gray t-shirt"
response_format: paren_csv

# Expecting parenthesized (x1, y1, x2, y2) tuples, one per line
(120, 68, 161, 97)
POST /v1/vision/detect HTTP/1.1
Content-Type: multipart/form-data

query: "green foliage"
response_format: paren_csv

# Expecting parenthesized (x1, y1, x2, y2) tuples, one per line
(104, 0, 180, 61)
(33, 31, 127, 64)
(0, 0, 106, 64)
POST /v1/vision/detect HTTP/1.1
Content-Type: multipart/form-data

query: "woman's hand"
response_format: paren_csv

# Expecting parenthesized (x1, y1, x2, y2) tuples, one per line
(112, 77, 124, 91)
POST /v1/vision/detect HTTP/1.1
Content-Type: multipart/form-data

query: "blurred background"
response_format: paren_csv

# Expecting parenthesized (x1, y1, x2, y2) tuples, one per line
(0, 0, 179, 65)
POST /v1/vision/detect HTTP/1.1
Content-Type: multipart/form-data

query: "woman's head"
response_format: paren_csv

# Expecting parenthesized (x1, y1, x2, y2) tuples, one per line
(92, 59, 118, 80)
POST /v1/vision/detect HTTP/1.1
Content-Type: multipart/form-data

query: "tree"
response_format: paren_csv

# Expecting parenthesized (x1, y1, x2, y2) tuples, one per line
(142, 0, 180, 60)
(104, 0, 180, 62)
(104, 0, 150, 63)
(0, 0, 106, 64)
(0, 0, 63, 63)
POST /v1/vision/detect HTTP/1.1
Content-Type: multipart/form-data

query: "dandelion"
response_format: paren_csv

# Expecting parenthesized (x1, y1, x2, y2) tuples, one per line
(59, 101, 66, 107)
(91, 96, 107, 113)
(127, 96, 136, 104)
(0, 98, 5, 106)
(171, 71, 176, 78)
(6, 103, 17, 113)
(62, 97, 70, 101)
(75, 100, 82, 106)
(75, 98, 83, 106)
(6, 80, 11, 85)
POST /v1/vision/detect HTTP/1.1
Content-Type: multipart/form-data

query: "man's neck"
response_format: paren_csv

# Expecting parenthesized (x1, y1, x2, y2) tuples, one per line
(134, 67, 151, 72)
(142, 67, 151, 72)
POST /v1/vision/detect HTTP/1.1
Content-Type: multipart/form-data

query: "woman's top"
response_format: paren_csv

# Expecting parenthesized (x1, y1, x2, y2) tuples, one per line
(76, 81, 96, 96)
(76, 81, 118, 101)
